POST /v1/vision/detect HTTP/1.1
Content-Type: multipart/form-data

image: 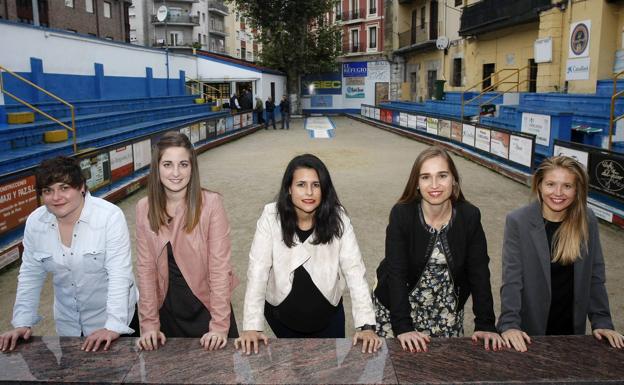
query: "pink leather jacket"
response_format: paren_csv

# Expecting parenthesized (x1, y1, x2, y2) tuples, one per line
(135, 190, 238, 335)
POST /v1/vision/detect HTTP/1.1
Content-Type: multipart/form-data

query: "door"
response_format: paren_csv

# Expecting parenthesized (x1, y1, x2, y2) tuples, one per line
(410, 72, 418, 101)
(528, 59, 538, 93)
(482, 63, 495, 91)
(270, 82, 275, 102)
(411, 10, 417, 44)
(427, 70, 437, 99)
(375, 83, 389, 105)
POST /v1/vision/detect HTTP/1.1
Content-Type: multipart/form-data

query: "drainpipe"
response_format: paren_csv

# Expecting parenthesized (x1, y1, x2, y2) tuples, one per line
(31, 0, 39, 26)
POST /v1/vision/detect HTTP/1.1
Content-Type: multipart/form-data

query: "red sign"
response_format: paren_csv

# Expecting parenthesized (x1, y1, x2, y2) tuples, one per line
(0, 175, 38, 235)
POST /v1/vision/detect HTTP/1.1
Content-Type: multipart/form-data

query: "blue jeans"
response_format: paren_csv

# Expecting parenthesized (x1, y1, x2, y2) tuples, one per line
(265, 111, 276, 129)
(281, 112, 290, 129)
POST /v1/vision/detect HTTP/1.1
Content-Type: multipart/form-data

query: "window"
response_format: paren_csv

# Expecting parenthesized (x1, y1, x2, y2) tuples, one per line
(455, 0, 463, 6)
(169, 32, 182, 46)
(368, 26, 377, 49)
(350, 29, 359, 52)
(369, 0, 376, 15)
(204, 83, 230, 101)
(85, 0, 93, 13)
(103, 1, 111, 18)
(452, 58, 462, 87)
(241, 47, 246, 60)
(65, 0, 74, 8)
(335, 2, 341, 20)
(420, 6, 425, 29)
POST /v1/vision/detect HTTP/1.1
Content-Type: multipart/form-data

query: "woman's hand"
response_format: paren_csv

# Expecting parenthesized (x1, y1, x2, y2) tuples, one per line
(234, 330, 268, 355)
(352, 330, 382, 353)
(397, 331, 431, 352)
(501, 328, 531, 352)
(136, 330, 166, 351)
(0, 327, 31, 352)
(200, 331, 228, 350)
(593, 329, 624, 349)
(471, 331, 504, 351)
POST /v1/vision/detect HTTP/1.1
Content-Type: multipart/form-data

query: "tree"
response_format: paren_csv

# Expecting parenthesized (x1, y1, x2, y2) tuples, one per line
(228, 0, 342, 114)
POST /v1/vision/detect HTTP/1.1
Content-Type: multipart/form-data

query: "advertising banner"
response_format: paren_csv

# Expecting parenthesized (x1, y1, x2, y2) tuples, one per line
(346, 85, 365, 98)
(133, 139, 151, 171)
(109, 145, 133, 182)
(521, 113, 550, 146)
(407, 114, 417, 129)
(509, 135, 533, 167)
(490, 131, 510, 159)
(301, 73, 342, 95)
(374, 108, 380, 120)
(439, 120, 451, 138)
(80, 153, 111, 192)
(179, 126, 191, 139)
(0, 175, 37, 235)
(199, 121, 207, 141)
(475, 127, 491, 152)
(426, 117, 439, 135)
(233, 114, 241, 130)
(190, 123, 200, 144)
(451, 121, 462, 142)
(589, 151, 624, 201)
(566, 57, 590, 81)
(399, 113, 408, 127)
(343, 62, 368, 77)
(554, 144, 589, 168)
(416, 116, 426, 131)
(462, 124, 475, 146)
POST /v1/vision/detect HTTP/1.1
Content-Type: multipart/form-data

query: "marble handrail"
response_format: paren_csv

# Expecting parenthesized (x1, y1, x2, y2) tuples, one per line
(0, 336, 622, 384)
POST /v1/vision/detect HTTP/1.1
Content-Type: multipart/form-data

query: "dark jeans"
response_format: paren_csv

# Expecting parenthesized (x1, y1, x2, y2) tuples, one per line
(265, 111, 276, 129)
(264, 301, 345, 338)
(281, 112, 290, 129)
(256, 110, 264, 124)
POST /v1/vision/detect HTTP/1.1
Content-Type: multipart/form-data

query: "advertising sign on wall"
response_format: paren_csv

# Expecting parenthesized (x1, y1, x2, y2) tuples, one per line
(312, 95, 333, 107)
(199, 121, 207, 141)
(346, 85, 365, 98)
(133, 139, 151, 171)
(589, 151, 624, 201)
(490, 131, 510, 159)
(439, 120, 451, 138)
(521, 113, 551, 146)
(566, 57, 590, 81)
(343, 62, 368, 77)
(80, 153, 111, 192)
(374, 108, 380, 120)
(179, 126, 191, 139)
(416, 116, 427, 131)
(301, 73, 342, 95)
(109, 145, 133, 182)
(509, 135, 533, 167)
(233, 114, 241, 130)
(0, 175, 37, 235)
(451, 121, 462, 142)
(208, 120, 217, 137)
(407, 114, 417, 129)
(399, 113, 408, 127)
(569, 20, 591, 58)
(462, 124, 476, 146)
(190, 123, 200, 144)
(426, 117, 439, 135)
(217, 118, 226, 135)
(475, 127, 491, 152)
(554, 144, 589, 168)
(367, 61, 390, 81)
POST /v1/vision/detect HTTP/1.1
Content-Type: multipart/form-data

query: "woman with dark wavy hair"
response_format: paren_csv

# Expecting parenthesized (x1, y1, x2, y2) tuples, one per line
(235, 154, 381, 354)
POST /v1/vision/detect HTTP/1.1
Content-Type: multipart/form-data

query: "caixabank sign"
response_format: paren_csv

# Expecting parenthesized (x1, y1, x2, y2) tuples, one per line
(343, 62, 367, 77)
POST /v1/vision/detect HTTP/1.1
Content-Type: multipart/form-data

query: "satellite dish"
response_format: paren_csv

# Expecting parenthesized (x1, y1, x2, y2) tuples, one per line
(156, 5, 168, 22)
(436, 36, 450, 50)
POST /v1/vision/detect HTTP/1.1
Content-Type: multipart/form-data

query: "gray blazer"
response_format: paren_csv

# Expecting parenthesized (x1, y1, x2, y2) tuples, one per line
(497, 201, 614, 335)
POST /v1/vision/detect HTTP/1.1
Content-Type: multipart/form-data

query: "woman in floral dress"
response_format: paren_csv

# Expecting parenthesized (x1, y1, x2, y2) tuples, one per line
(372, 146, 503, 352)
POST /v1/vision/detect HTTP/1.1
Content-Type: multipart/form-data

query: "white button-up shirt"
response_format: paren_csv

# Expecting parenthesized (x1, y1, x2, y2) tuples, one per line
(12, 193, 137, 336)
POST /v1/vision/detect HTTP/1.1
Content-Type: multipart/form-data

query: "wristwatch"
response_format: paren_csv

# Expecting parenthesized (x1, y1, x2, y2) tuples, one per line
(359, 324, 375, 331)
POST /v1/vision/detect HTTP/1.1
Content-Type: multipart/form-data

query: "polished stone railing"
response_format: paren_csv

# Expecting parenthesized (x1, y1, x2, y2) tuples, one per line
(0, 336, 622, 384)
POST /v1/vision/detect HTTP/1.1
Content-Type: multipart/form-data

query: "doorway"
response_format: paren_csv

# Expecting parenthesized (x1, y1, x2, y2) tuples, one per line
(375, 82, 389, 105)
(427, 70, 437, 99)
(482, 63, 495, 91)
(528, 59, 537, 93)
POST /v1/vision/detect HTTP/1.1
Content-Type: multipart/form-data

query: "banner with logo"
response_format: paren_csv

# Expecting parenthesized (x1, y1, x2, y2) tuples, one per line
(301, 73, 342, 95)
(343, 62, 368, 77)
(569, 20, 591, 58)
(589, 151, 624, 201)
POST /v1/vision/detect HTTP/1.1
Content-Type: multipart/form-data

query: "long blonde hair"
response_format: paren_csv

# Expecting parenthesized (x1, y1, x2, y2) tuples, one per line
(531, 156, 589, 265)
(147, 132, 203, 233)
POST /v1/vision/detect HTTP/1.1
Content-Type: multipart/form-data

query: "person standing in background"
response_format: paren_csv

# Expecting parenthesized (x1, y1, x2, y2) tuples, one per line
(279, 95, 290, 130)
(265, 97, 276, 130)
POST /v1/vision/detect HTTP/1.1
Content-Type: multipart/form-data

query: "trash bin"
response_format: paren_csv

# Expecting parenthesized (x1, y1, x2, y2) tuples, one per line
(434, 80, 446, 100)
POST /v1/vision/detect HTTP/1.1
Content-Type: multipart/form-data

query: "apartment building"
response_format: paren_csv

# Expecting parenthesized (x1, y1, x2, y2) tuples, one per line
(0, 0, 131, 42)
(334, 0, 384, 62)
(225, 7, 259, 62)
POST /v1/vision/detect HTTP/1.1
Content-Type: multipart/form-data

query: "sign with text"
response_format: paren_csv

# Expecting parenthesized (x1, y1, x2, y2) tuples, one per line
(80, 153, 111, 192)
(302, 73, 342, 95)
(109, 146, 133, 182)
(554, 144, 589, 168)
(521, 112, 551, 146)
(509, 135, 533, 167)
(462, 124, 475, 146)
(566, 57, 590, 80)
(490, 131, 510, 159)
(475, 127, 491, 152)
(589, 151, 624, 201)
(133, 139, 151, 171)
(0, 175, 37, 236)
(343, 62, 368, 77)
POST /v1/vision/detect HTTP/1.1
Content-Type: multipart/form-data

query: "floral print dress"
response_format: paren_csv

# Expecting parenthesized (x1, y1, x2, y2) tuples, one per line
(374, 226, 464, 338)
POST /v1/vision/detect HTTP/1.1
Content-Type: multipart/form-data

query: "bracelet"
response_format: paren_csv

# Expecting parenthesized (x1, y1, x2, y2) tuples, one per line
(359, 324, 375, 331)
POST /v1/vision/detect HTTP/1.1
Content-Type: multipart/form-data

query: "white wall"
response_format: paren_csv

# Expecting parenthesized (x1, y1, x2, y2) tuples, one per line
(197, 57, 261, 81)
(260, 73, 287, 101)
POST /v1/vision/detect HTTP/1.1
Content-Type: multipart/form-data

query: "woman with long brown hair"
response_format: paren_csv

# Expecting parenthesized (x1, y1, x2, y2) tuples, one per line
(498, 155, 623, 351)
(135, 131, 238, 351)
(373, 146, 502, 353)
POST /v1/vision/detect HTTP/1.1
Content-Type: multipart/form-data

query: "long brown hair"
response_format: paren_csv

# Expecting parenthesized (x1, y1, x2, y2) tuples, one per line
(531, 156, 589, 265)
(147, 131, 203, 233)
(398, 146, 465, 204)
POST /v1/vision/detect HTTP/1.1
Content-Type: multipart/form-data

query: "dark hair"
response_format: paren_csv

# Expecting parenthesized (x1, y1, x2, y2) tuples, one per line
(147, 131, 203, 233)
(35, 156, 86, 194)
(277, 154, 344, 248)
(398, 146, 465, 204)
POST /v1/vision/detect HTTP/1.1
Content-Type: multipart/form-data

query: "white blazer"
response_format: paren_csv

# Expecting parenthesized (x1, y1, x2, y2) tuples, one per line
(242, 203, 376, 331)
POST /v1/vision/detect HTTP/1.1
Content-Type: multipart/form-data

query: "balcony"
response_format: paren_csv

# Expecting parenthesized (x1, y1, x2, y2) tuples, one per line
(152, 39, 200, 50)
(341, 8, 366, 22)
(342, 42, 366, 54)
(459, 0, 552, 36)
(209, 26, 228, 36)
(151, 14, 200, 26)
(208, 1, 229, 15)
(397, 22, 438, 49)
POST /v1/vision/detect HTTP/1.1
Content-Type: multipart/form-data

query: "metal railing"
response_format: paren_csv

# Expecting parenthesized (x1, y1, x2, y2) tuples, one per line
(208, 1, 229, 14)
(398, 22, 439, 48)
(342, 8, 366, 21)
(608, 69, 624, 151)
(0, 65, 77, 153)
(151, 15, 200, 25)
(185, 77, 222, 106)
(460, 66, 529, 123)
(342, 42, 365, 54)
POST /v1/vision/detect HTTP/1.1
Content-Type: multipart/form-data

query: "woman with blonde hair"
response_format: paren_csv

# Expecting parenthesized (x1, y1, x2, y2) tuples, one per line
(373, 146, 502, 353)
(498, 155, 623, 352)
(135, 131, 238, 351)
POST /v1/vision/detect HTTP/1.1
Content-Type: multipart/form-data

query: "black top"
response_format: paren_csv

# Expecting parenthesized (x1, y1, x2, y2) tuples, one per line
(374, 200, 497, 336)
(265, 100, 275, 112)
(159, 243, 211, 338)
(280, 99, 290, 113)
(544, 220, 574, 335)
(264, 227, 339, 333)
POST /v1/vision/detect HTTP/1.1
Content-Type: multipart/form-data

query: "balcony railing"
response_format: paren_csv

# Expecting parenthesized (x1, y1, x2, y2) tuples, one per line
(459, 0, 551, 36)
(369, 7, 377, 14)
(208, 1, 229, 14)
(153, 39, 200, 49)
(341, 8, 366, 21)
(397, 22, 439, 48)
(342, 42, 366, 54)
(151, 14, 200, 25)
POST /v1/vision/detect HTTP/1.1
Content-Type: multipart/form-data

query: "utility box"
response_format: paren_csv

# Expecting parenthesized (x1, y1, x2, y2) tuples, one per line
(434, 80, 446, 100)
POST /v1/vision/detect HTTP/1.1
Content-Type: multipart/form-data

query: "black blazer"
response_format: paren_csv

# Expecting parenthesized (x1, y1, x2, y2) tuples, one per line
(374, 200, 497, 336)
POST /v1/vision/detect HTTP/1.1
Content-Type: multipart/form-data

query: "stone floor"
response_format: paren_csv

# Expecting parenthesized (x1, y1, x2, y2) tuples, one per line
(1, 116, 623, 336)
